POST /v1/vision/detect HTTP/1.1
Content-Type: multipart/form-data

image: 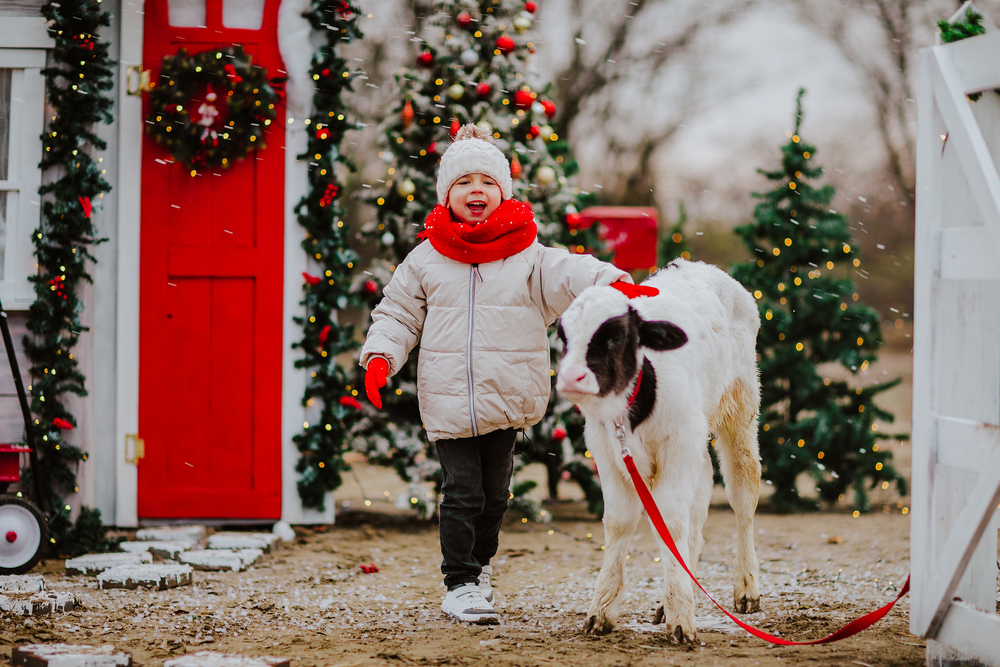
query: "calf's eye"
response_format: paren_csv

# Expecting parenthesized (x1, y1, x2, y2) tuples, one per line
(609, 333, 624, 348)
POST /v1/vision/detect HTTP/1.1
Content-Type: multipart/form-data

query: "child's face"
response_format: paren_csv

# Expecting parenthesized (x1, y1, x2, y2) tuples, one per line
(447, 173, 502, 225)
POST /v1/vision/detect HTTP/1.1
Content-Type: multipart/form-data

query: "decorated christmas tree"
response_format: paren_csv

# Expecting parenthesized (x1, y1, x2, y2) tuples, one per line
(729, 90, 908, 513)
(350, 0, 605, 517)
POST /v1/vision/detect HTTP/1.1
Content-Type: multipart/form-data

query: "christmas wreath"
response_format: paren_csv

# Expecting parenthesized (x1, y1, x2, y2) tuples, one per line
(146, 45, 282, 171)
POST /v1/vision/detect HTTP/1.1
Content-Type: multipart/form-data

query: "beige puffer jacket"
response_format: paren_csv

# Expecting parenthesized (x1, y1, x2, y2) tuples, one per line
(360, 240, 629, 441)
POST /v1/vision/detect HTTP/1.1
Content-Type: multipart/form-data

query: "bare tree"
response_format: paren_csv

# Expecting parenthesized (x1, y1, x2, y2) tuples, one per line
(792, 0, 1000, 199)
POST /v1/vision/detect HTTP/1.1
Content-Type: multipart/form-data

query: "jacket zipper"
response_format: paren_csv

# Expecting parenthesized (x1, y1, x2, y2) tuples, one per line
(467, 263, 481, 436)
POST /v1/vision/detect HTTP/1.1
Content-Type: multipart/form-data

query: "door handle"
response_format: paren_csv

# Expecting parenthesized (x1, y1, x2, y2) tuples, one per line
(125, 433, 145, 464)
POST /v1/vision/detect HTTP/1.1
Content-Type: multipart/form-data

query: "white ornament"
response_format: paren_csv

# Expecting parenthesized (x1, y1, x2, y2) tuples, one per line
(540, 124, 554, 140)
(397, 179, 416, 197)
(460, 49, 479, 67)
(532, 101, 545, 115)
(565, 204, 578, 214)
(536, 166, 556, 185)
(382, 232, 395, 246)
(514, 15, 532, 33)
(476, 120, 493, 134)
(448, 84, 465, 100)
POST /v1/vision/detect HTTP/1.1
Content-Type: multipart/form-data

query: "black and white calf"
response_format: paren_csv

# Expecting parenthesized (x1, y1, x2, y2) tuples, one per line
(556, 258, 762, 643)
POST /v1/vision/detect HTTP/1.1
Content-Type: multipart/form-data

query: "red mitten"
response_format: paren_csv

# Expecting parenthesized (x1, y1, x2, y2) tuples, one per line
(365, 357, 389, 409)
(610, 280, 659, 299)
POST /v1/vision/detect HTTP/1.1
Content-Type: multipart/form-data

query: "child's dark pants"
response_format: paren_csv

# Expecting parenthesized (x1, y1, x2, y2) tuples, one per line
(435, 428, 516, 589)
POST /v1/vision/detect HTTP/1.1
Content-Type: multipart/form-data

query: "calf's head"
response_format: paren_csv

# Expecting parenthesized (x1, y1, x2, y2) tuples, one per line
(555, 287, 688, 405)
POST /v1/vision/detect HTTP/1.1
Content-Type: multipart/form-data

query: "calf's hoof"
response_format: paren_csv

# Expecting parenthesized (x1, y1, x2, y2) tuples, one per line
(665, 623, 697, 645)
(583, 614, 615, 636)
(653, 605, 665, 624)
(734, 593, 760, 614)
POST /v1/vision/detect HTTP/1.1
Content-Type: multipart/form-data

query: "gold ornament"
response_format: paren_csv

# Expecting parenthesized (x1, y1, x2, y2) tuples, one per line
(536, 165, 556, 184)
(514, 15, 531, 33)
(397, 179, 416, 197)
(448, 84, 465, 100)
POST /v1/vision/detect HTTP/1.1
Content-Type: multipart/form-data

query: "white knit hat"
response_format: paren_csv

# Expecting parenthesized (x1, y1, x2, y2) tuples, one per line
(436, 124, 513, 206)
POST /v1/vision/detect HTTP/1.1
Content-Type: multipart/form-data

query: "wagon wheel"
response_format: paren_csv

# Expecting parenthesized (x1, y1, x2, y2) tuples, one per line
(0, 494, 47, 574)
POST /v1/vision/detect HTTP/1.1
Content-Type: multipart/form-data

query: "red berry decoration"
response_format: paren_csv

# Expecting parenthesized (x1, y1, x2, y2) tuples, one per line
(319, 183, 339, 208)
(524, 1, 537, 13)
(476, 82, 491, 97)
(363, 280, 379, 295)
(552, 427, 567, 441)
(496, 35, 516, 54)
(321, 68, 330, 77)
(303, 272, 321, 285)
(48, 275, 68, 300)
(541, 99, 557, 118)
(416, 51, 434, 68)
(427, 142, 437, 155)
(450, 117, 461, 138)
(53, 417, 74, 431)
(318, 325, 331, 344)
(78, 196, 92, 218)
(315, 127, 331, 141)
(456, 12, 472, 26)
(339, 396, 362, 410)
(513, 89, 534, 109)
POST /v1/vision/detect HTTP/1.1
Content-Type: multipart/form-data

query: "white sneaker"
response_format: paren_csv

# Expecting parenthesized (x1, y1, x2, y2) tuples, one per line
(441, 582, 499, 624)
(478, 565, 494, 603)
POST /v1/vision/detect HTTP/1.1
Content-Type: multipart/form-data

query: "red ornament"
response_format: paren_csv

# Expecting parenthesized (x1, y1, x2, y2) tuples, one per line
(319, 183, 339, 207)
(402, 99, 415, 129)
(303, 272, 321, 285)
(510, 154, 522, 180)
(363, 280, 379, 295)
(476, 82, 491, 97)
(416, 51, 434, 68)
(427, 142, 437, 155)
(336, 0, 352, 17)
(552, 427, 567, 441)
(316, 127, 331, 141)
(449, 117, 461, 138)
(496, 35, 516, 54)
(224, 63, 243, 83)
(339, 396, 363, 410)
(528, 124, 541, 138)
(318, 325, 331, 344)
(48, 275, 67, 300)
(541, 100, 557, 118)
(53, 417, 74, 431)
(457, 12, 472, 26)
(78, 196, 92, 218)
(524, 1, 537, 12)
(513, 89, 534, 109)
(321, 68, 331, 77)
(566, 212, 582, 229)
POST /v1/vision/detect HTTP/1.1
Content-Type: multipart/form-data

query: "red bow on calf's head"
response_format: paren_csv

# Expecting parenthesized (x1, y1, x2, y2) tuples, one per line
(611, 281, 659, 299)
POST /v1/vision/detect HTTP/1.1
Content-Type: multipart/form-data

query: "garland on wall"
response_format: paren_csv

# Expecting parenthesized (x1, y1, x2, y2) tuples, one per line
(32, 0, 116, 555)
(291, 0, 366, 510)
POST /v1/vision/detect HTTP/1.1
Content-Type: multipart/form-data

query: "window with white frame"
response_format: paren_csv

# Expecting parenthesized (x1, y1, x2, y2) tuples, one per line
(0, 25, 48, 309)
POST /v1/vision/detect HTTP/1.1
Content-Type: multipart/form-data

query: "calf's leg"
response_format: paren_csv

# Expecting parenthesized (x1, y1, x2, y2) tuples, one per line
(713, 378, 762, 613)
(649, 443, 712, 644)
(584, 436, 642, 635)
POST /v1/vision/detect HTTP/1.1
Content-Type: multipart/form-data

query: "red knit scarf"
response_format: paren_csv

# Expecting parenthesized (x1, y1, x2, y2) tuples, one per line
(418, 199, 537, 264)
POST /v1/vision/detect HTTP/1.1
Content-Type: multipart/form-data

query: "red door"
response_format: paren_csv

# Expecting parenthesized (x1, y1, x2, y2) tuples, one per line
(138, 0, 285, 519)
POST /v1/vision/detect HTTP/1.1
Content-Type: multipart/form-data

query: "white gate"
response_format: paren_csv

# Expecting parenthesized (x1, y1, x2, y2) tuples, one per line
(913, 3, 1000, 665)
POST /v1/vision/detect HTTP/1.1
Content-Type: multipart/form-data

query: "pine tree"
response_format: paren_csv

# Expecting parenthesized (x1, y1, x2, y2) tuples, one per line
(730, 90, 908, 513)
(350, 0, 605, 517)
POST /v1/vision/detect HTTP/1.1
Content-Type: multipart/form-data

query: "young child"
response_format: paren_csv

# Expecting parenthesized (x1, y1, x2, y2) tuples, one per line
(360, 124, 651, 624)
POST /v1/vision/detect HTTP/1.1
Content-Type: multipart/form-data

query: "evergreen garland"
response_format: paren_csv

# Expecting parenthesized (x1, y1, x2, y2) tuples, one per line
(291, 0, 366, 511)
(938, 8, 998, 102)
(730, 90, 908, 513)
(31, 0, 115, 551)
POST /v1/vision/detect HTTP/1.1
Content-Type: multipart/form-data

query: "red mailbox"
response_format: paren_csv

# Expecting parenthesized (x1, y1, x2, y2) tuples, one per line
(575, 207, 659, 271)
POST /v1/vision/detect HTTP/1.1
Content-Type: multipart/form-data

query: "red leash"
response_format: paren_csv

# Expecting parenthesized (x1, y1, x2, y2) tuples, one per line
(617, 426, 909, 645)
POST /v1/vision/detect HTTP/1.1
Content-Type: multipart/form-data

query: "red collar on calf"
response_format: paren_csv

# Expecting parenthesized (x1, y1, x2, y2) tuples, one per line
(626, 365, 643, 411)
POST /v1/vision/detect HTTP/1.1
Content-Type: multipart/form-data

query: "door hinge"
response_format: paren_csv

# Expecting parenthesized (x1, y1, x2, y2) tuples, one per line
(125, 433, 145, 464)
(125, 65, 151, 96)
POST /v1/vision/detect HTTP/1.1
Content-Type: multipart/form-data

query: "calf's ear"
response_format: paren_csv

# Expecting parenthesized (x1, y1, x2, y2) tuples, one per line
(636, 316, 688, 351)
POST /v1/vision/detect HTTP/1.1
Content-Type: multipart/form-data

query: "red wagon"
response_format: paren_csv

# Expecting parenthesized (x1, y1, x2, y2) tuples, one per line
(0, 297, 48, 574)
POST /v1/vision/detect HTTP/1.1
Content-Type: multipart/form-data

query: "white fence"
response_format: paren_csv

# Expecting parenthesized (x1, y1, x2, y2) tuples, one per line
(912, 3, 1000, 665)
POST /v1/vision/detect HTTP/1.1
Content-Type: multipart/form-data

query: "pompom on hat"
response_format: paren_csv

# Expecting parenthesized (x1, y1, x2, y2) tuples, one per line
(436, 123, 513, 206)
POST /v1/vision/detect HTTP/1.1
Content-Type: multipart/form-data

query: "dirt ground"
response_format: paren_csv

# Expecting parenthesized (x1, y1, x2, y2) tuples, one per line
(0, 335, 941, 667)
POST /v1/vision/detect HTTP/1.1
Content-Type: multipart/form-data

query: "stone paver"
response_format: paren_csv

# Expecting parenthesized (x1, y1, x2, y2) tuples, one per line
(64, 552, 152, 576)
(135, 525, 206, 545)
(12, 643, 130, 667)
(118, 540, 193, 560)
(0, 574, 45, 592)
(163, 651, 289, 667)
(96, 563, 194, 591)
(0, 591, 76, 616)
(206, 532, 279, 553)
(178, 549, 262, 572)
